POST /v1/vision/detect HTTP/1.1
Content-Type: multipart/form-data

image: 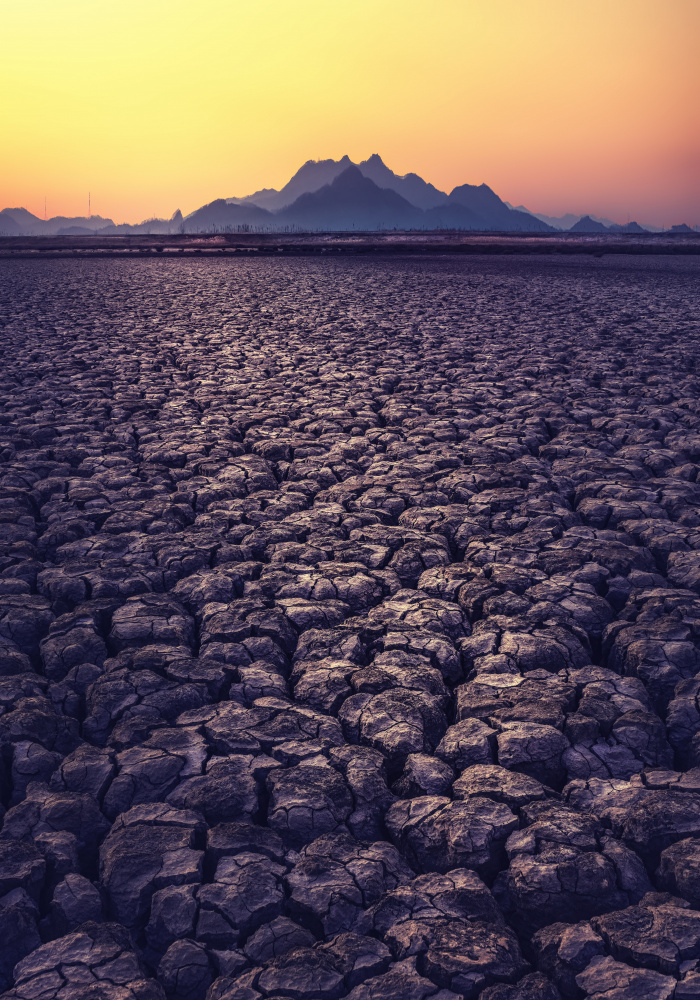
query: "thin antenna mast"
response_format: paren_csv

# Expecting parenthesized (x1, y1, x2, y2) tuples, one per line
(88, 192, 91, 218)
(44, 197, 46, 221)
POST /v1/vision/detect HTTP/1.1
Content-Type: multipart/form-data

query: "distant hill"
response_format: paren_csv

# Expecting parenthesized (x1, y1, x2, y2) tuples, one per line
(608, 221, 648, 234)
(1, 207, 42, 228)
(57, 226, 97, 236)
(569, 215, 610, 233)
(508, 206, 620, 231)
(101, 210, 184, 235)
(0, 209, 26, 235)
(181, 200, 272, 233)
(512, 204, 665, 233)
(44, 215, 114, 234)
(447, 183, 551, 231)
(0, 209, 115, 236)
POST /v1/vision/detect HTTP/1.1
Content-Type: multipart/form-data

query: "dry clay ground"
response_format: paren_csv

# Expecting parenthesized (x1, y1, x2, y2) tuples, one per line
(0, 254, 699, 1000)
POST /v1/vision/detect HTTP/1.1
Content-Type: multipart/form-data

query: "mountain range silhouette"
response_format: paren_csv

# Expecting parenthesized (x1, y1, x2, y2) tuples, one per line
(1, 155, 697, 235)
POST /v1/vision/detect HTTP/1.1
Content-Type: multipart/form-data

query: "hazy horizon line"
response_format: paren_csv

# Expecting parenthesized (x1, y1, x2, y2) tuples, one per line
(3, 152, 697, 232)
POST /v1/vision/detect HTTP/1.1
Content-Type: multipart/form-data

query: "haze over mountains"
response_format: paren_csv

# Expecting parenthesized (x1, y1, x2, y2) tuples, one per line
(1, 155, 697, 236)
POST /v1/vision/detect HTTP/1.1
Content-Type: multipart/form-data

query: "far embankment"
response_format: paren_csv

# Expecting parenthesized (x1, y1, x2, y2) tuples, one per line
(1, 231, 699, 260)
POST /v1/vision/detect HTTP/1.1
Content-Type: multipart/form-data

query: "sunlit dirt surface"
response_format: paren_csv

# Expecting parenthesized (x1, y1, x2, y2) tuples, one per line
(1, 254, 700, 1000)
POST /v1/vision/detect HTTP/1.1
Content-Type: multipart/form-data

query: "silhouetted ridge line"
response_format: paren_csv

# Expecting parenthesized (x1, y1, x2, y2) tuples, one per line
(1, 155, 696, 234)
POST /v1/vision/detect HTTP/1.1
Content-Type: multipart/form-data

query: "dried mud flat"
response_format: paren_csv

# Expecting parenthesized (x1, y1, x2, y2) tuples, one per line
(0, 253, 699, 1000)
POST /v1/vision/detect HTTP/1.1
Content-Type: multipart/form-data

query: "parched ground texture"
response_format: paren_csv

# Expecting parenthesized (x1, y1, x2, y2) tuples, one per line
(0, 253, 699, 1000)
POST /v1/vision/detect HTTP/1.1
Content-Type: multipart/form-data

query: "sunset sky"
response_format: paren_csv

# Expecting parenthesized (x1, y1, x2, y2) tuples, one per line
(1, 0, 698, 226)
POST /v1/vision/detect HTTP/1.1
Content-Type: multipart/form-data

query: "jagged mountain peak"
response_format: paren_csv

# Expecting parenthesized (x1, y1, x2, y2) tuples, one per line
(276, 164, 423, 230)
(236, 156, 354, 211)
(569, 215, 609, 233)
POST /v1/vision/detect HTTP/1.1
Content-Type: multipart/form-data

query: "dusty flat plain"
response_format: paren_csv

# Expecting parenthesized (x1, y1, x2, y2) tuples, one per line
(1, 231, 700, 259)
(0, 253, 700, 1000)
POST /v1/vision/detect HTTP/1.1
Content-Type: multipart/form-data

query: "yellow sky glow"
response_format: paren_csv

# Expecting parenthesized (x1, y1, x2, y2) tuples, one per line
(1, 0, 698, 225)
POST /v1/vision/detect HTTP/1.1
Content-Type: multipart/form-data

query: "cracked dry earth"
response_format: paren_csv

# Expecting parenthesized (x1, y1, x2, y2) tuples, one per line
(0, 254, 699, 1000)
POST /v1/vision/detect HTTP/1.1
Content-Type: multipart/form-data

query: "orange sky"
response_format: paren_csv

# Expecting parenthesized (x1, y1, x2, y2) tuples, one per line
(1, 0, 698, 226)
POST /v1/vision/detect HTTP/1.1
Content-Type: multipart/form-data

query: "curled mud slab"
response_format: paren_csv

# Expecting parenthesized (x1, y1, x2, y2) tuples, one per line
(0, 253, 699, 999)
